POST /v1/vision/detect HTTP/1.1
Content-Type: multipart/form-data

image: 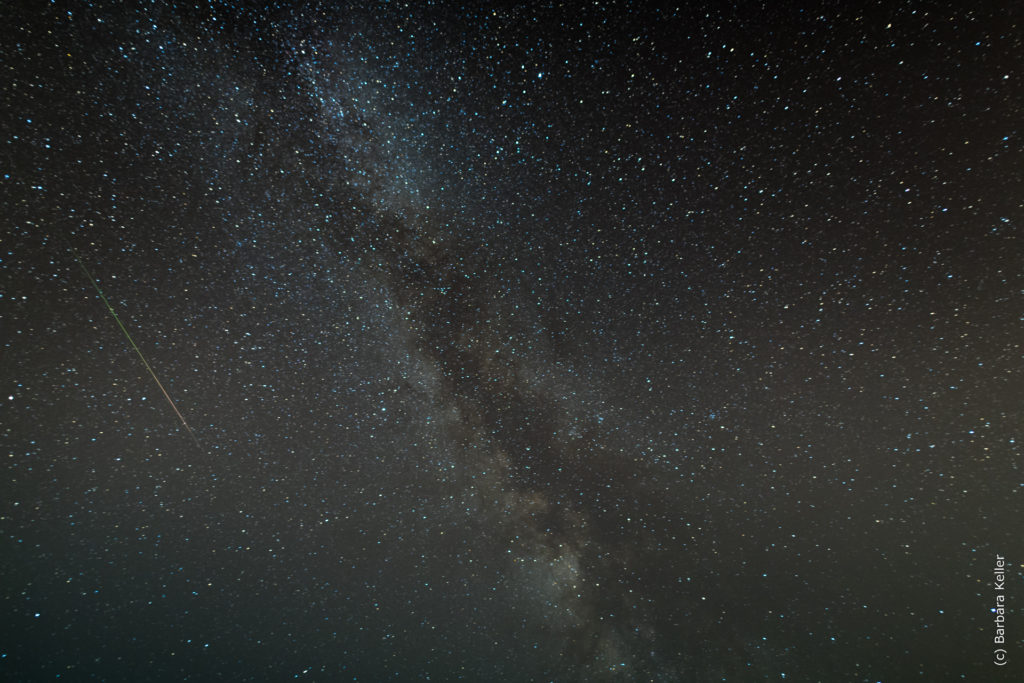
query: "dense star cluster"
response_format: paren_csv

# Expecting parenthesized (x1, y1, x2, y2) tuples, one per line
(2, 1, 1022, 680)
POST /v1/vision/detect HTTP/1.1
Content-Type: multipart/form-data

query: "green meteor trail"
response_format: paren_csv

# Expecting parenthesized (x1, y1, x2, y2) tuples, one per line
(68, 243, 202, 450)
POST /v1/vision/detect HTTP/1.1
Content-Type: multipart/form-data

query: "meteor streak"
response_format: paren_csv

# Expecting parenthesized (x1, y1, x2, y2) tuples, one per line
(68, 243, 202, 450)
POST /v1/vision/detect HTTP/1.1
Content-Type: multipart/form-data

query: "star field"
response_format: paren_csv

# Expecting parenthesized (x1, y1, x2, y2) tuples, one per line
(2, 1, 1023, 680)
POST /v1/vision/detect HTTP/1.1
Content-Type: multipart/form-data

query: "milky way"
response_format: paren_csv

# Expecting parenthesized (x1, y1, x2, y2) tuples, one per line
(3, 2, 1022, 680)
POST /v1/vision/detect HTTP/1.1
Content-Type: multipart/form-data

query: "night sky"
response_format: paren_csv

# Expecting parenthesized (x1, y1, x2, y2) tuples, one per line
(2, 1, 1022, 680)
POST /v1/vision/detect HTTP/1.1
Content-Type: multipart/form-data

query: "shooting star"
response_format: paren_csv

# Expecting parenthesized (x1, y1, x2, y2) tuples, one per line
(68, 242, 202, 450)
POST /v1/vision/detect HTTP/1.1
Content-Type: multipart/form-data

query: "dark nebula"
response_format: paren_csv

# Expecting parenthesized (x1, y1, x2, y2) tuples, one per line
(2, 1, 1022, 680)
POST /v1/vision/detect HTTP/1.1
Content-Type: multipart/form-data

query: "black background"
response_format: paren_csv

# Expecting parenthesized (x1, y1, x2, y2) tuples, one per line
(2, 1, 1022, 680)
